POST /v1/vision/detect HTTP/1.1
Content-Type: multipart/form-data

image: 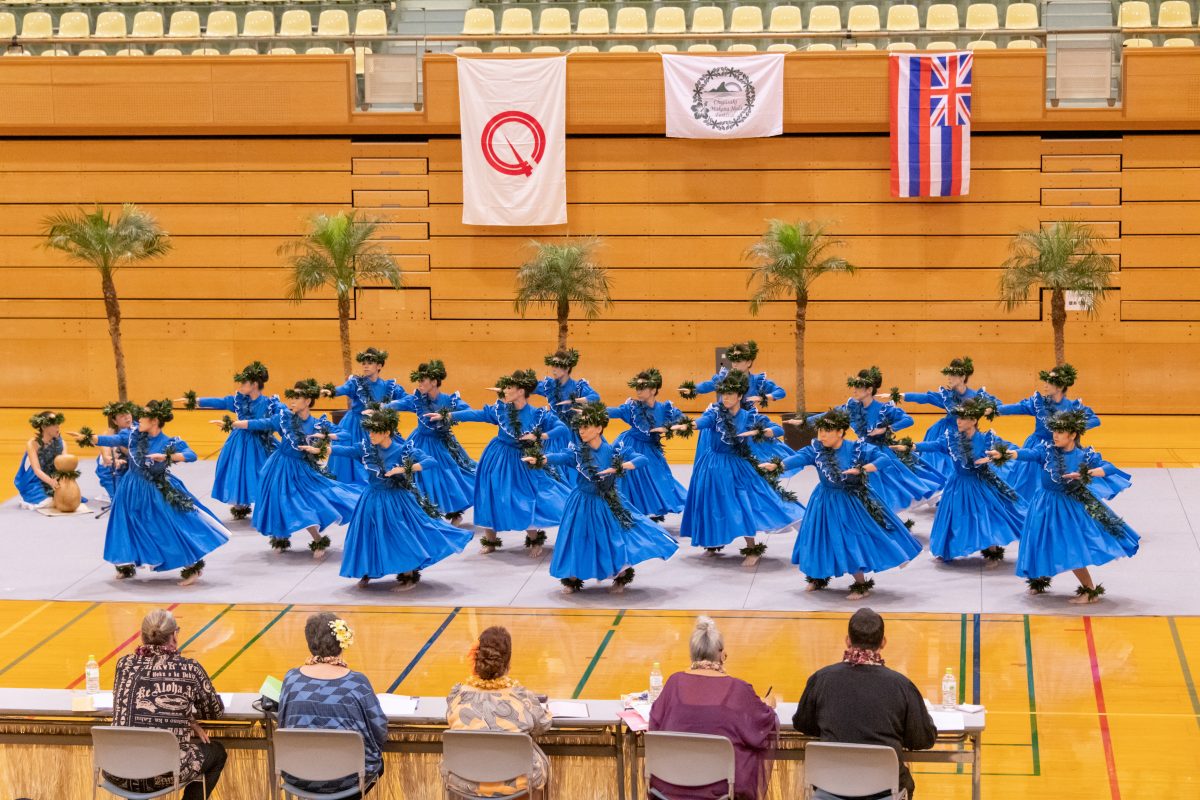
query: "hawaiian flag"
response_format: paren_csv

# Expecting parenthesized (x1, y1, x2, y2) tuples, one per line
(890, 52, 973, 198)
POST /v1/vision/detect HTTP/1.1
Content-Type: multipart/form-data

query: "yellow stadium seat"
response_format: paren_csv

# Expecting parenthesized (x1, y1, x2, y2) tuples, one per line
(204, 10, 237, 38)
(569, 45, 600, 52)
(887, 41, 918, 49)
(40, 47, 70, 57)
(653, 7, 686, 33)
(461, 8, 495, 36)
(1118, 1, 1151, 27)
(965, 3, 999, 29)
(268, 46, 297, 55)
(730, 6, 764, 32)
(499, 8, 533, 35)
(229, 46, 257, 55)
(691, 6, 725, 32)
(807, 5, 842, 30)
(927, 40, 957, 49)
(608, 44, 640, 52)
(355, 9, 387, 36)
(1004, 3, 1039, 28)
(57, 11, 89, 37)
(242, 10, 274, 37)
(848, 5, 880, 31)
(926, 4, 961, 30)
(20, 11, 52, 38)
(887, 5, 920, 30)
(688, 43, 718, 51)
(279, 9, 313, 37)
(306, 45, 336, 54)
(153, 47, 183, 56)
(1122, 36, 1154, 46)
(966, 38, 997, 48)
(1006, 38, 1038, 48)
(131, 11, 163, 37)
(192, 46, 221, 56)
(453, 45, 482, 54)
(768, 6, 803, 32)
(2, 50, 32, 57)
(531, 44, 561, 52)
(1158, 0, 1192, 26)
(491, 45, 522, 53)
(317, 10, 349, 37)
(95, 11, 126, 37)
(576, 8, 610, 35)
(168, 11, 200, 38)
(649, 43, 678, 52)
(767, 42, 797, 51)
(847, 41, 877, 49)
(79, 48, 106, 56)
(537, 8, 570, 35)
(1165, 36, 1196, 45)
(615, 8, 648, 34)
(0, 13, 13, 40)
(116, 46, 145, 55)
(728, 42, 758, 51)
(807, 42, 836, 50)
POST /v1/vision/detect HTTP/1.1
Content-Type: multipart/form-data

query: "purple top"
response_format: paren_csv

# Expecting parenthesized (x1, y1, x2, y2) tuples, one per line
(649, 672, 778, 800)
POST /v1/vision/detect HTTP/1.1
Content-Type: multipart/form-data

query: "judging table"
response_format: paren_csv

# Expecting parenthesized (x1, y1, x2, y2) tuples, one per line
(0, 689, 984, 800)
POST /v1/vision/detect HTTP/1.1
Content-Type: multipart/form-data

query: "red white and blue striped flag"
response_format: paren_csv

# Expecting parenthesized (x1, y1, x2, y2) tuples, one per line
(890, 51, 973, 198)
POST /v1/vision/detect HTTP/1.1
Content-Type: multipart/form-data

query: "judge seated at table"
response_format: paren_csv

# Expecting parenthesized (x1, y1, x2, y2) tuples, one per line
(793, 608, 937, 800)
(277, 612, 387, 798)
(649, 615, 779, 800)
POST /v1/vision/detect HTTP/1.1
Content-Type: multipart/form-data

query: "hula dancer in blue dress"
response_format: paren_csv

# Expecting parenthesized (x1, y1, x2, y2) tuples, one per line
(894, 356, 999, 478)
(234, 379, 361, 559)
(14, 411, 72, 510)
(989, 410, 1139, 604)
(540, 403, 679, 595)
(429, 369, 569, 557)
(679, 370, 805, 567)
(89, 400, 229, 586)
(894, 396, 1025, 565)
(94, 402, 136, 503)
(768, 409, 922, 600)
(334, 408, 472, 592)
(607, 369, 692, 521)
(383, 359, 477, 525)
(535, 348, 601, 488)
(323, 347, 407, 484)
(182, 361, 276, 520)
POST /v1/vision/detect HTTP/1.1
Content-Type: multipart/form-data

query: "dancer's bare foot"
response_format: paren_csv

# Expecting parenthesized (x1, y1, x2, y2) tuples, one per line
(357, 576, 370, 588)
(805, 582, 821, 592)
(528, 545, 543, 559)
(1069, 590, 1102, 605)
(480, 543, 496, 554)
(390, 581, 417, 593)
(1027, 587, 1044, 596)
(178, 572, 198, 587)
(984, 558, 1004, 570)
(313, 547, 326, 561)
(847, 589, 871, 601)
(742, 555, 761, 568)
(609, 581, 626, 594)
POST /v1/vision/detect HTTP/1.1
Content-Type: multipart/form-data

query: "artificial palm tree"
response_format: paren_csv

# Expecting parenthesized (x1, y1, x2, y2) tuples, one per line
(998, 220, 1115, 366)
(746, 220, 856, 420)
(41, 203, 172, 402)
(514, 238, 612, 349)
(282, 210, 402, 375)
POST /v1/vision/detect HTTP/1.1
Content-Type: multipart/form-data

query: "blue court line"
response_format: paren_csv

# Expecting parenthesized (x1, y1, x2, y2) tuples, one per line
(0, 602, 99, 678)
(1168, 617, 1200, 733)
(387, 606, 461, 694)
(180, 604, 235, 653)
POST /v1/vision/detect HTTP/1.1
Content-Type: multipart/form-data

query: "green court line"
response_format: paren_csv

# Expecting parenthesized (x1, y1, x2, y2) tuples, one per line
(572, 609, 625, 699)
(0, 602, 99, 678)
(209, 604, 293, 681)
(1024, 614, 1042, 776)
(180, 604, 235, 653)
(1168, 617, 1200, 733)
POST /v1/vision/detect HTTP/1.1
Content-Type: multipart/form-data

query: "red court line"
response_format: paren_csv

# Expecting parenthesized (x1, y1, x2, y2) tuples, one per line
(65, 602, 181, 689)
(1083, 616, 1122, 800)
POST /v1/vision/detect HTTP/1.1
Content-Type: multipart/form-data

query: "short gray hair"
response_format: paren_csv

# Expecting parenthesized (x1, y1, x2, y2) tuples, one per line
(141, 609, 179, 646)
(689, 616, 724, 663)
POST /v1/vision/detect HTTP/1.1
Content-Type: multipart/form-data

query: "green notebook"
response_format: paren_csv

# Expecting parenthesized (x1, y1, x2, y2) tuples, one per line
(259, 675, 283, 703)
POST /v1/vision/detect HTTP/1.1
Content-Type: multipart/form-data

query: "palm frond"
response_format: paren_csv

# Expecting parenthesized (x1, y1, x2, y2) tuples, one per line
(281, 210, 399, 302)
(41, 203, 171, 276)
(744, 220, 854, 315)
(514, 237, 612, 318)
(998, 220, 1115, 312)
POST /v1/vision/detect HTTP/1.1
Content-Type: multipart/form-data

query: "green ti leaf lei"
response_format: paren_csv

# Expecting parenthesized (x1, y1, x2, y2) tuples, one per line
(574, 440, 635, 529)
(363, 443, 443, 519)
(220, 415, 235, 433)
(417, 392, 476, 475)
(288, 411, 333, 478)
(1049, 445, 1129, 539)
(949, 430, 1020, 503)
(714, 402, 798, 505)
(76, 427, 96, 448)
(234, 394, 276, 454)
(134, 433, 195, 513)
(678, 380, 698, 400)
(183, 390, 198, 410)
(34, 436, 64, 497)
(505, 403, 561, 482)
(815, 440, 896, 531)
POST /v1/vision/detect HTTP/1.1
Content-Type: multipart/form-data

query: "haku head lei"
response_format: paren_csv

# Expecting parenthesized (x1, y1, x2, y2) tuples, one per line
(361, 406, 400, 435)
(29, 411, 65, 432)
(102, 401, 137, 424)
(951, 395, 997, 421)
(355, 347, 389, 365)
(284, 378, 323, 401)
(234, 361, 270, 386)
(140, 399, 175, 425)
(1039, 363, 1078, 389)
(573, 401, 610, 430)
(627, 368, 664, 391)
(715, 369, 751, 396)
(544, 348, 580, 370)
(724, 340, 759, 363)
(847, 366, 884, 391)
(814, 408, 852, 431)
(941, 356, 975, 378)
(328, 618, 354, 650)
(410, 359, 447, 383)
(496, 369, 539, 394)
(1046, 409, 1089, 437)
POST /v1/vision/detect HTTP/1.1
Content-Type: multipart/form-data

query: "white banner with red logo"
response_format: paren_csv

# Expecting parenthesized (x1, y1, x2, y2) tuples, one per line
(661, 53, 785, 139)
(458, 57, 567, 226)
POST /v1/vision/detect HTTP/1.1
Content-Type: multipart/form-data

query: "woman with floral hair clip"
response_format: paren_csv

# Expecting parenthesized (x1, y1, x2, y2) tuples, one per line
(15, 410, 72, 509)
(606, 368, 691, 521)
(323, 347, 407, 484)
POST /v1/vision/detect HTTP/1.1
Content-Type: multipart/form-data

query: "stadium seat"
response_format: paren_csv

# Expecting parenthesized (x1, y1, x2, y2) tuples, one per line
(205, 10, 237, 38)
(730, 6, 764, 32)
(131, 11, 164, 38)
(615, 8, 648, 34)
(768, 6, 803, 32)
(649, 43, 678, 52)
(576, 8, 610, 35)
(95, 11, 126, 37)
(691, 6, 725, 33)
(153, 47, 183, 56)
(926, 5, 961, 30)
(453, 45, 482, 54)
(887, 5, 920, 30)
(1158, 1, 1192, 26)
(3, 50, 32, 57)
(306, 45, 336, 54)
(807, 42, 837, 50)
(57, 11, 89, 38)
(767, 42, 797, 51)
(653, 7, 686, 34)
(531, 45, 561, 52)
(1122, 37, 1154, 46)
(79, 48, 106, 56)
(168, 11, 201, 38)
(1004, 3, 1039, 29)
(1165, 36, 1196, 45)
(40, 47, 70, 57)
(499, 9, 533, 36)
(229, 47, 257, 55)
(569, 45, 600, 52)
(268, 46, 298, 55)
(1007, 38, 1038, 47)
(279, 9, 313, 37)
(461, 9, 495, 36)
(242, 10, 275, 37)
(848, 5, 881, 31)
(728, 43, 758, 51)
(355, 9, 387, 36)
(965, 3, 999, 29)
(966, 39, 997, 48)
(847, 41, 877, 49)
(807, 5, 842, 31)
(687, 43, 718, 51)
(117, 47, 147, 56)
(537, 8, 570, 35)
(887, 41, 918, 49)
(490, 45, 521, 53)
(317, 10, 350, 37)
(608, 44, 640, 52)
(927, 40, 957, 49)
(0, 13, 13, 40)
(20, 11, 52, 38)
(1118, 1, 1151, 27)
(192, 46, 221, 56)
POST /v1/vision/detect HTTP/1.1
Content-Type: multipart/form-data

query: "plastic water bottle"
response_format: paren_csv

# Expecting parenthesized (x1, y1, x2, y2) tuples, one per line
(649, 662, 663, 702)
(941, 667, 957, 710)
(85, 655, 101, 695)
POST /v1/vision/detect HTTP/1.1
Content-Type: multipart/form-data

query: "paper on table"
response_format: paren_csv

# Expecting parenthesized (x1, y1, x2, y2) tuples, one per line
(928, 709, 965, 731)
(631, 701, 653, 722)
(376, 694, 419, 716)
(219, 693, 234, 709)
(548, 700, 589, 718)
(617, 710, 648, 732)
(91, 691, 114, 711)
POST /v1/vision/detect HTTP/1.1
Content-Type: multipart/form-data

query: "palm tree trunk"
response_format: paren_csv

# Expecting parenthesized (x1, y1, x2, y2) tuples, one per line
(1050, 288, 1067, 366)
(795, 293, 808, 416)
(338, 294, 353, 376)
(100, 271, 128, 402)
(557, 299, 569, 349)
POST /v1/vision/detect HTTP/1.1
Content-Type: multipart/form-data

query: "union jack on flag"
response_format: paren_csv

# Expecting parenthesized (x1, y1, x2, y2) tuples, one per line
(890, 51, 973, 198)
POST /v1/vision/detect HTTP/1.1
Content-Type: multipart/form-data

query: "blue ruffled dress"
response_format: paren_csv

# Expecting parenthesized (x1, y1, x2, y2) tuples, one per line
(607, 399, 688, 517)
(915, 430, 1026, 560)
(548, 438, 679, 581)
(95, 437, 129, 499)
(902, 386, 994, 477)
(1013, 443, 1140, 579)
(197, 393, 278, 507)
(247, 407, 362, 540)
(534, 375, 601, 488)
(14, 436, 62, 505)
(451, 402, 570, 532)
(335, 439, 472, 579)
(327, 376, 406, 484)
(97, 430, 229, 571)
(679, 404, 805, 548)
(387, 390, 477, 515)
(782, 440, 923, 580)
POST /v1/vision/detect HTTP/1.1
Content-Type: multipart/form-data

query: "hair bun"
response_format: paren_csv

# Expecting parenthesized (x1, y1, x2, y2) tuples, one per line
(695, 615, 716, 632)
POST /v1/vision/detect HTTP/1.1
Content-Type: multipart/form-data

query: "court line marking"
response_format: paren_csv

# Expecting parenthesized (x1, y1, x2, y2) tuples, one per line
(1023, 615, 1041, 776)
(210, 604, 293, 681)
(1083, 616, 1122, 800)
(0, 602, 100, 678)
(180, 604, 236, 653)
(1167, 616, 1200, 733)
(573, 609, 625, 700)
(972, 613, 981, 705)
(0, 601, 52, 642)
(387, 606, 461, 694)
(66, 602, 181, 689)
